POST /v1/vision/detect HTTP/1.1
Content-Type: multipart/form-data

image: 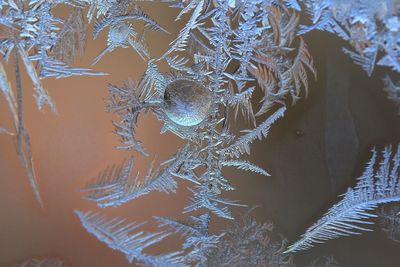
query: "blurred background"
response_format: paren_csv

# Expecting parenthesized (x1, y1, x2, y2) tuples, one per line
(0, 3, 400, 267)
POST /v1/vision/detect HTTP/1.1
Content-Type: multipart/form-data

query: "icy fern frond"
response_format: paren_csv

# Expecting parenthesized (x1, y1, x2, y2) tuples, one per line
(0, 1, 109, 206)
(174, 0, 202, 21)
(105, 0, 314, 208)
(155, 213, 215, 249)
(286, 145, 400, 253)
(75, 210, 187, 266)
(127, 30, 150, 60)
(112, 117, 148, 155)
(383, 75, 400, 115)
(35, 55, 106, 79)
(227, 85, 256, 126)
(15, 123, 42, 207)
(284, 0, 301, 11)
(90, 2, 167, 63)
(300, 0, 400, 75)
(298, 9, 349, 40)
(74, 0, 317, 263)
(106, 68, 164, 155)
(247, 64, 278, 116)
(184, 185, 246, 220)
(52, 7, 87, 64)
(160, 0, 204, 59)
(206, 210, 294, 267)
(6, 48, 44, 207)
(156, 216, 205, 241)
(0, 62, 17, 130)
(12, 257, 66, 267)
(82, 157, 136, 207)
(138, 60, 166, 98)
(220, 106, 286, 158)
(245, 5, 316, 116)
(84, 0, 116, 22)
(342, 46, 378, 77)
(155, 213, 223, 265)
(1, 2, 104, 107)
(285, 38, 316, 98)
(16, 43, 56, 112)
(83, 146, 189, 207)
(92, 22, 138, 64)
(165, 55, 191, 72)
(92, 7, 168, 39)
(98, 1, 314, 261)
(221, 160, 270, 176)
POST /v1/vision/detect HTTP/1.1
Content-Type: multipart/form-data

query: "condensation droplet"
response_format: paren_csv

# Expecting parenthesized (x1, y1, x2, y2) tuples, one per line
(163, 79, 212, 127)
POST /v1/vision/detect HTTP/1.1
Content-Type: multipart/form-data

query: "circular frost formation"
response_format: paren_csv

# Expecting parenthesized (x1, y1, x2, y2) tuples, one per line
(163, 79, 212, 127)
(109, 23, 131, 44)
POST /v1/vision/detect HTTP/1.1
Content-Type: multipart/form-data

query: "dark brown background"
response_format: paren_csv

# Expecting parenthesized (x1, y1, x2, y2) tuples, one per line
(1, 4, 400, 267)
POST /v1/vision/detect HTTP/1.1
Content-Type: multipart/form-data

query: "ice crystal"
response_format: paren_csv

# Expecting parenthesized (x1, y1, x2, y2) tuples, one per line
(205, 210, 294, 267)
(93, 0, 315, 213)
(156, 211, 294, 267)
(299, 0, 400, 75)
(89, 0, 168, 64)
(155, 213, 223, 265)
(82, 146, 190, 208)
(79, 0, 315, 265)
(75, 210, 187, 266)
(0, 0, 106, 206)
(286, 145, 400, 253)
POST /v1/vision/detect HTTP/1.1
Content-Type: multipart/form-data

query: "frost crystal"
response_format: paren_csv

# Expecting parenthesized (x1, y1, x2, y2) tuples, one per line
(75, 210, 187, 266)
(79, 0, 315, 265)
(0, 1, 106, 206)
(89, 0, 167, 63)
(4, 0, 399, 264)
(205, 210, 294, 267)
(286, 145, 400, 253)
(300, 0, 400, 75)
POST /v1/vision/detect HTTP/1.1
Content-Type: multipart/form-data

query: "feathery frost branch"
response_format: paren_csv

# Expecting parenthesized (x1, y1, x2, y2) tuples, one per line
(83, 146, 189, 208)
(286, 145, 400, 253)
(220, 106, 286, 158)
(75, 210, 187, 266)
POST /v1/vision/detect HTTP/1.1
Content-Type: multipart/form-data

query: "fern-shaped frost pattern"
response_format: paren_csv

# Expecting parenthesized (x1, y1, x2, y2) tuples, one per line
(75, 210, 187, 266)
(286, 145, 400, 253)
